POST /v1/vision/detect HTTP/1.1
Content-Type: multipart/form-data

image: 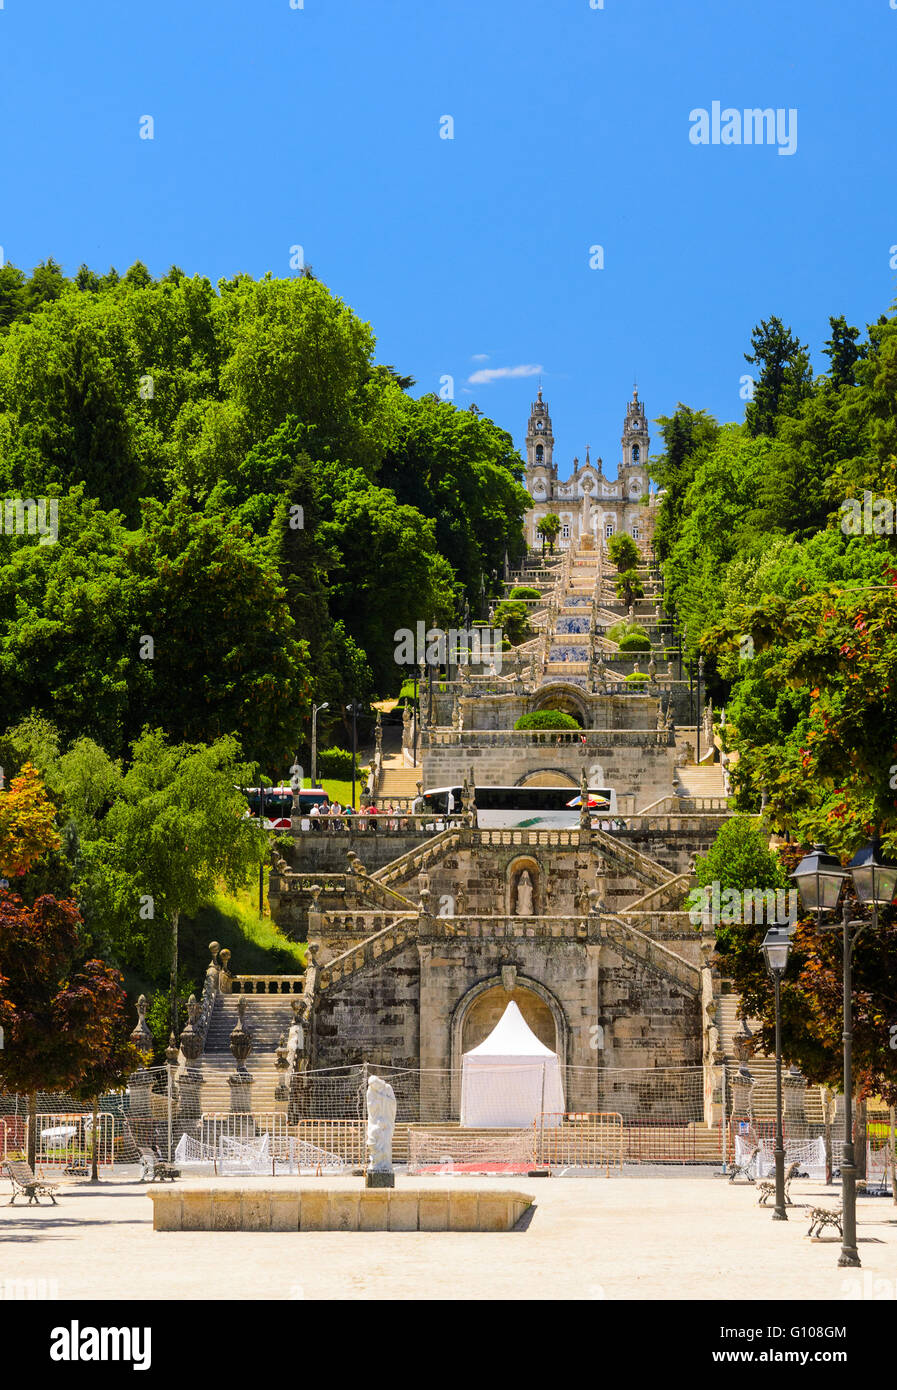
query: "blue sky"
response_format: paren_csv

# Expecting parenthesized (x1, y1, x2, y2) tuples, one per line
(1, 0, 895, 476)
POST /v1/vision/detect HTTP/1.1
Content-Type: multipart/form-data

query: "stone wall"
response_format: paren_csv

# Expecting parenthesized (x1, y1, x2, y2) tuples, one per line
(422, 731, 678, 811)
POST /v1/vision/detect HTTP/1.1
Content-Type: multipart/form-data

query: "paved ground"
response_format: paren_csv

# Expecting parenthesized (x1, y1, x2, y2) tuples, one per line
(2, 1169, 895, 1301)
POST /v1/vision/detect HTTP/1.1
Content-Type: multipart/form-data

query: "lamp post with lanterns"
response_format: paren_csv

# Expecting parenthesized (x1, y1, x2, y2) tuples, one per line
(761, 924, 792, 1221)
(791, 840, 897, 1267)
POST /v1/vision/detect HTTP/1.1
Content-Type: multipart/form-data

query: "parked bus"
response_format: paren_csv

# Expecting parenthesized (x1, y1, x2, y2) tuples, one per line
(421, 784, 619, 830)
(241, 786, 329, 828)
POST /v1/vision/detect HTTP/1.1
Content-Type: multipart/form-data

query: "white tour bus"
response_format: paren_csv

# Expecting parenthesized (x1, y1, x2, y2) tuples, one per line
(421, 784, 619, 830)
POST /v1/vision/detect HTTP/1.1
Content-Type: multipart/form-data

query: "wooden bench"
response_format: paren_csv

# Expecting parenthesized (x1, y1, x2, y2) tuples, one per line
(4, 1160, 60, 1206)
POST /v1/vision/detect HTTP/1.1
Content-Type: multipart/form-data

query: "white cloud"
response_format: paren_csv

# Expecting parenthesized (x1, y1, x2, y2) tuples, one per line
(467, 363, 543, 385)
(470, 353, 490, 362)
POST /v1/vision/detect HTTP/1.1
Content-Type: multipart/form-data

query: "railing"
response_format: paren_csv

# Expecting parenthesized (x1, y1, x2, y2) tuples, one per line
(535, 1113, 624, 1174)
(291, 813, 467, 833)
(34, 1113, 115, 1170)
(423, 729, 668, 746)
(294, 1119, 365, 1166)
(422, 914, 594, 940)
(476, 828, 582, 848)
(322, 910, 405, 935)
(317, 915, 419, 991)
(230, 975, 305, 995)
(635, 795, 729, 815)
(373, 826, 466, 885)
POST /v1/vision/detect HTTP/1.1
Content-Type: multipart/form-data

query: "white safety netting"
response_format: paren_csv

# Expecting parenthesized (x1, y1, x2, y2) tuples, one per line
(735, 1133, 827, 1180)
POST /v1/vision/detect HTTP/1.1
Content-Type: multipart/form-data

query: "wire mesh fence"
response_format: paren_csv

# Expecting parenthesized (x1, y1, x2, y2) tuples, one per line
(2, 1068, 892, 1180)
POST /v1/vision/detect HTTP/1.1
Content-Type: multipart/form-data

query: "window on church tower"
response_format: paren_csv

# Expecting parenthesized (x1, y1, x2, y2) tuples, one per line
(632, 527, 641, 540)
(562, 523, 570, 539)
(535, 444, 543, 462)
(632, 445, 640, 463)
(605, 523, 615, 539)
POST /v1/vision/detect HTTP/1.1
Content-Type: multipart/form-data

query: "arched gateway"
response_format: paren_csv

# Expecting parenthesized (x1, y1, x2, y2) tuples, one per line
(449, 975, 568, 1114)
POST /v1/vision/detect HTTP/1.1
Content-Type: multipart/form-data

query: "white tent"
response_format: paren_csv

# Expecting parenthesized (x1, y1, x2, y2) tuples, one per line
(460, 1000, 565, 1128)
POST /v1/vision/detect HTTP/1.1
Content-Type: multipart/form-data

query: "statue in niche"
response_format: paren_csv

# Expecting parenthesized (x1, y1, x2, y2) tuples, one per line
(515, 870, 534, 916)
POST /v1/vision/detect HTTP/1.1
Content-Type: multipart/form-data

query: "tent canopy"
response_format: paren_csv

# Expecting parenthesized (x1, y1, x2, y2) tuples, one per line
(460, 1000, 565, 1127)
(464, 1000, 556, 1062)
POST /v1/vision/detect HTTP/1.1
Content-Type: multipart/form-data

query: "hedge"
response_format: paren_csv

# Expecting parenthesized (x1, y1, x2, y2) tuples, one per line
(618, 632, 651, 652)
(508, 585, 542, 600)
(624, 672, 650, 684)
(514, 710, 581, 730)
(316, 746, 362, 779)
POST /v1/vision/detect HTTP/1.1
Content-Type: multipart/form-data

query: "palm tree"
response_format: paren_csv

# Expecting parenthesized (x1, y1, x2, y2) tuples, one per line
(537, 515, 561, 556)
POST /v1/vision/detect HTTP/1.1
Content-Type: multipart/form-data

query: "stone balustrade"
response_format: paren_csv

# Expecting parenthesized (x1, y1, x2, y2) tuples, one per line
(229, 975, 305, 995)
(317, 915, 418, 991)
(322, 910, 403, 935)
(291, 813, 467, 833)
(423, 728, 671, 747)
(421, 914, 596, 941)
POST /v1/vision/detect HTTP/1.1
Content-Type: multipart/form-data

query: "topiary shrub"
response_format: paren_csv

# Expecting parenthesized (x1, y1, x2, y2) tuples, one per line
(508, 585, 541, 601)
(618, 632, 651, 652)
(624, 672, 650, 685)
(514, 710, 581, 730)
(607, 620, 650, 649)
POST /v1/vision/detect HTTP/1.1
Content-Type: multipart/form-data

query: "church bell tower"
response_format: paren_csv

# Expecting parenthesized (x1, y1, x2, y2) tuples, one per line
(525, 387, 555, 480)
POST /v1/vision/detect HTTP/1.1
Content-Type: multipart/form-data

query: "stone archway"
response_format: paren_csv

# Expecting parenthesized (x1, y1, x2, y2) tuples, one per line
(530, 683, 589, 727)
(462, 985, 555, 1052)
(450, 975, 569, 1113)
(517, 769, 578, 788)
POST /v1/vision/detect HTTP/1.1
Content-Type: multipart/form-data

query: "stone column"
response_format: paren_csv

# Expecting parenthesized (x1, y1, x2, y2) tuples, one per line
(273, 1033, 291, 1114)
(730, 1023, 757, 1132)
(177, 995, 205, 1120)
(227, 997, 253, 1114)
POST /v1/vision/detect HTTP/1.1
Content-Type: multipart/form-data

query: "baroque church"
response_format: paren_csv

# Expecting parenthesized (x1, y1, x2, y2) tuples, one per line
(523, 386, 657, 554)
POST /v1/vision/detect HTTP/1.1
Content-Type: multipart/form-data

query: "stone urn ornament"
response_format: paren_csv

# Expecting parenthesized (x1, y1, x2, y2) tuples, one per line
(178, 994, 204, 1064)
(229, 996, 253, 1071)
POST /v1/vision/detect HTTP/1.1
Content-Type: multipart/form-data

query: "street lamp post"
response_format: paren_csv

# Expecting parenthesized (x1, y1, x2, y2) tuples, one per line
(761, 925, 792, 1221)
(345, 702, 362, 810)
(696, 655, 703, 765)
(792, 840, 897, 1267)
(311, 702, 329, 787)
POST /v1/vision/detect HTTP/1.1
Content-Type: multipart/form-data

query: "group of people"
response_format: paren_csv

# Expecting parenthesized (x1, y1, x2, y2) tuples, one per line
(305, 799, 407, 831)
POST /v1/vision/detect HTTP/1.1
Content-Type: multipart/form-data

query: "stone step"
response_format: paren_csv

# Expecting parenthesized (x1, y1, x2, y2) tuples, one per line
(378, 768, 422, 798)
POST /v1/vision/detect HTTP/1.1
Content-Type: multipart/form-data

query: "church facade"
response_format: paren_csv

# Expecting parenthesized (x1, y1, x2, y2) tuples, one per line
(523, 387, 658, 554)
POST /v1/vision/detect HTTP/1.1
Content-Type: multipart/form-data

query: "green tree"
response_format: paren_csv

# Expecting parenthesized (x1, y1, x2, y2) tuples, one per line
(822, 314, 866, 388)
(607, 533, 639, 571)
(537, 514, 561, 555)
(744, 316, 813, 437)
(614, 568, 644, 611)
(81, 730, 267, 1032)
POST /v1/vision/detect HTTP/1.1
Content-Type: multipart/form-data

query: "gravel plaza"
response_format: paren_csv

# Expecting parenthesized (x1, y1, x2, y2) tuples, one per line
(2, 1170, 896, 1303)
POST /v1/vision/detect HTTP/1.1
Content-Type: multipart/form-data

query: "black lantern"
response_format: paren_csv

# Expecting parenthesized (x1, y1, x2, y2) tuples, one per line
(790, 844, 847, 917)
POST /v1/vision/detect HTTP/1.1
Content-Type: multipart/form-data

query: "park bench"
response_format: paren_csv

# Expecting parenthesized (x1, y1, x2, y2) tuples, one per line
(138, 1146, 180, 1182)
(807, 1205, 842, 1238)
(728, 1145, 760, 1184)
(757, 1161, 801, 1206)
(4, 1160, 60, 1206)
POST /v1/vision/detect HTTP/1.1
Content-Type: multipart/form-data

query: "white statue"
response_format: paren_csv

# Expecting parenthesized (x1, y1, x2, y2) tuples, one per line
(515, 870, 534, 916)
(366, 1076, 397, 1175)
